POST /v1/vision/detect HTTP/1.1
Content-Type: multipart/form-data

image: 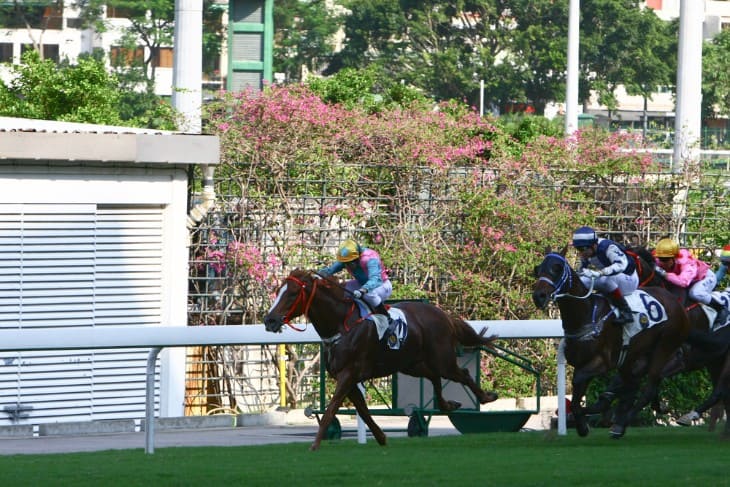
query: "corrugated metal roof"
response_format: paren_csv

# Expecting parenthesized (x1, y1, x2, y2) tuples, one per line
(0, 117, 220, 164)
(0, 116, 177, 136)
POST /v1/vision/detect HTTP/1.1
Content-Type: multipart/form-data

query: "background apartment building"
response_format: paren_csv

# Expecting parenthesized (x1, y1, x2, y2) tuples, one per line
(0, 3, 175, 96)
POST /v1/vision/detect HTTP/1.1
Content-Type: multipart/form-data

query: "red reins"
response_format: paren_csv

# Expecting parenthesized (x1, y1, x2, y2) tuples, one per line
(282, 275, 319, 331)
(281, 274, 362, 333)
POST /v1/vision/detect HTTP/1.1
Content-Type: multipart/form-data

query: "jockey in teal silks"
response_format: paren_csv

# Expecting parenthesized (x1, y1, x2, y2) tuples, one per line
(319, 239, 393, 323)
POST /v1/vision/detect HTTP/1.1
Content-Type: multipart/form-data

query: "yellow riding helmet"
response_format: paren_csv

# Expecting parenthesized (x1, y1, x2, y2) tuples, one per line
(655, 238, 679, 258)
(336, 239, 360, 263)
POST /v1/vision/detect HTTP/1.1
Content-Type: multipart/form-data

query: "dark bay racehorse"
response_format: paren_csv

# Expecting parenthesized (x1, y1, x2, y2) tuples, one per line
(631, 246, 730, 433)
(263, 269, 499, 451)
(532, 247, 691, 438)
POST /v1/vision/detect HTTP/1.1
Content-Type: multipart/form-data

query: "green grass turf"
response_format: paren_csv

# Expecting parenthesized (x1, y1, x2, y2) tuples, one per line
(1, 426, 728, 486)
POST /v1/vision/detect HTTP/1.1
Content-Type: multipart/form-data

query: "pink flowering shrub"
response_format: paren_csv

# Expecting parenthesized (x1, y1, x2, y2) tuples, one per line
(200, 84, 683, 397)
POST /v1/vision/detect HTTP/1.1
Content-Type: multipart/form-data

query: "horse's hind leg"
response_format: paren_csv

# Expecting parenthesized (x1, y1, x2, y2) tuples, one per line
(442, 365, 498, 405)
(423, 358, 498, 407)
(347, 384, 387, 446)
(402, 363, 462, 412)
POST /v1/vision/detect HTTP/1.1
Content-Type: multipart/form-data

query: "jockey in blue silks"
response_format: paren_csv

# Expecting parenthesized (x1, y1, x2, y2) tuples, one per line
(572, 226, 638, 326)
(319, 239, 393, 323)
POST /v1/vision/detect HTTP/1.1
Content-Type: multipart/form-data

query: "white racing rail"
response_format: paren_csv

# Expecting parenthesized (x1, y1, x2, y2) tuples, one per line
(0, 320, 566, 453)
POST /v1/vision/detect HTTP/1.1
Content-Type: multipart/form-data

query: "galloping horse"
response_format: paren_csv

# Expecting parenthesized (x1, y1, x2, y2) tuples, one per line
(630, 246, 730, 432)
(532, 247, 691, 438)
(263, 269, 499, 451)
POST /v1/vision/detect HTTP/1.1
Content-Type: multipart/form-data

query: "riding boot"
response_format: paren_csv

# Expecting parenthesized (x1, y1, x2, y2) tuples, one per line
(709, 298, 729, 328)
(374, 303, 392, 325)
(608, 289, 634, 325)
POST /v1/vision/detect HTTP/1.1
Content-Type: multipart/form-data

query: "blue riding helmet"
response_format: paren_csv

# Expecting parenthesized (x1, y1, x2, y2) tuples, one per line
(572, 226, 598, 248)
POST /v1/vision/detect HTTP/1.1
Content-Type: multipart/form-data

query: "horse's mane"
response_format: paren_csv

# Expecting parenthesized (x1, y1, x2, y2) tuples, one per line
(289, 268, 347, 299)
(627, 245, 656, 269)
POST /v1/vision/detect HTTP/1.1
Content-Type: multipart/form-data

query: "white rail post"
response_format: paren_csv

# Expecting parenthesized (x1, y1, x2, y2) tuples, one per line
(357, 382, 367, 444)
(145, 347, 162, 455)
(557, 339, 567, 436)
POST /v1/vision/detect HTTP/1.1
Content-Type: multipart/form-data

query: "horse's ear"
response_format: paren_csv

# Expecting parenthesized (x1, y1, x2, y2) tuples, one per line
(559, 244, 569, 257)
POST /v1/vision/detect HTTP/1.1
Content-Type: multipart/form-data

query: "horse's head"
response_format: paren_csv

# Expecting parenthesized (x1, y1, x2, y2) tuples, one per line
(532, 246, 574, 309)
(264, 269, 316, 333)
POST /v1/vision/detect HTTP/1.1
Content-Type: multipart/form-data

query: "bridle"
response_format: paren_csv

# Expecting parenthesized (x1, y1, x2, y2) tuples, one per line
(538, 253, 607, 340)
(277, 273, 360, 338)
(538, 253, 594, 301)
(280, 274, 320, 331)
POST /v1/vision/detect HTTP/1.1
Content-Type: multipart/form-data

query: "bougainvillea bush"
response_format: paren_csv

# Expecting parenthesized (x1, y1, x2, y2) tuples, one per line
(200, 83, 694, 407)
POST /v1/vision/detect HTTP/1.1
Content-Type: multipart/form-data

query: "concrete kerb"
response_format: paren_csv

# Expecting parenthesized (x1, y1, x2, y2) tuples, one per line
(0, 408, 314, 439)
(0, 398, 559, 439)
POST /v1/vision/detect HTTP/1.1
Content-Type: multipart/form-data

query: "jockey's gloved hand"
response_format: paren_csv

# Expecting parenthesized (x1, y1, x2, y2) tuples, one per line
(579, 268, 602, 279)
(353, 288, 367, 299)
(655, 267, 667, 277)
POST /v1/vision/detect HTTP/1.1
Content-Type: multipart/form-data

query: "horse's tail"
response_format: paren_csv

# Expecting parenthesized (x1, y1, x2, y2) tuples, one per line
(451, 316, 498, 350)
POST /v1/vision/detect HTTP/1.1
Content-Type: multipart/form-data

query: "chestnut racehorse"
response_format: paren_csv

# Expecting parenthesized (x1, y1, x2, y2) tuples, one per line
(264, 269, 499, 451)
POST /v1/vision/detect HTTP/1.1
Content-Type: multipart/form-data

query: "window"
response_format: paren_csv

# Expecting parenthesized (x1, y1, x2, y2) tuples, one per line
(0, 43, 12, 63)
(42, 5, 63, 30)
(110, 46, 144, 67)
(66, 18, 83, 29)
(106, 3, 146, 19)
(0, 3, 63, 30)
(153, 48, 173, 68)
(43, 44, 59, 62)
(21, 44, 59, 63)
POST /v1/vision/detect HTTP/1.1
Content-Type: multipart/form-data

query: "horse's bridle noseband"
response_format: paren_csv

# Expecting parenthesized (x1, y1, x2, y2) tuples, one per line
(280, 274, 320, 331)
(538, 253, 606, 340)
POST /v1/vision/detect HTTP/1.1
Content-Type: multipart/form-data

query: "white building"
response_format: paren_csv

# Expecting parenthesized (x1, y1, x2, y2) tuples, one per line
(0, 116, 219, 427)
(0, 3, 174, 96)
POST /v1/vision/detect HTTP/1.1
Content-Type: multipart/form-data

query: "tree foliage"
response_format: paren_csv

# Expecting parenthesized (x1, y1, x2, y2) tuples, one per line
(581, 0, 675, 114)
(0, 50, 123, 124)
(702, 28, 730, 119)
(279, 1, 677, 118)
(0, 50, 177, 128)
(273, 0, 342, 82)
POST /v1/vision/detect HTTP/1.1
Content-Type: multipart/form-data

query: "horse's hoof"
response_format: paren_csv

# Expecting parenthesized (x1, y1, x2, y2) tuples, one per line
(439, 400, 462, 412)
(309, 443, 320, 451)
(481, 391, 498, 404)
(575, 416, 590, 437)
(609, 425, 625, 439)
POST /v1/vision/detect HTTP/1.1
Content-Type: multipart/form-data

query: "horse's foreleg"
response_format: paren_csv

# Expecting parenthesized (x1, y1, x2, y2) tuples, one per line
(571, 359, 608, 438)
(347, 385, 387, 446)
(585, 374, 623, 415)
(311, 374, 357, 451)
(609, 377, 639, 439)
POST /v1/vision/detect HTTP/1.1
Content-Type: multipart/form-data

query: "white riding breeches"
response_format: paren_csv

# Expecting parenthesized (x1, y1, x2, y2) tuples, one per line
(689, 272, 717, 305)
(579, 271, 639, 296)
(345, 279, 393, 307)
